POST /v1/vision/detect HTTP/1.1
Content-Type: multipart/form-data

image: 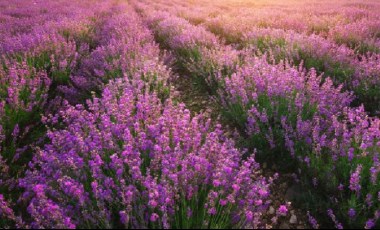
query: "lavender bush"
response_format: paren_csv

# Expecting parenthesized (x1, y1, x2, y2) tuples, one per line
(20, 79, 272, 229)
(0, 62, 50, 185)
(220, 56, 380, 228)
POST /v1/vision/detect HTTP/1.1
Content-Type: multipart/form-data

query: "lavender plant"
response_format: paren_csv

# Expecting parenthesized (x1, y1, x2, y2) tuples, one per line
(0, 62, 51, 182)
(220, 56, 380, 228)
(20, 79, 273, 229)
(64, 5, 171, 103)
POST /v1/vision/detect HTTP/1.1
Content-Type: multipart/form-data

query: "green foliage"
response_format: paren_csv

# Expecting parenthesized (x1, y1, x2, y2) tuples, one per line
(222, 92, 317, 163)
(207, 24, 242, 45)
(13, 51, 74, 86)
(0, 74, 48, 185)
(353, 82, 380, 115)
(60, 24, 98, 51)
(220, 85, 380, 228)
(171, 186, 232, 229)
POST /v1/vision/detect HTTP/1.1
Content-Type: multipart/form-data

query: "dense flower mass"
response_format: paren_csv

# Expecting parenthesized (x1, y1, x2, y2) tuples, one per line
(20, 78, 272, 229)
(0, 61, 51, 187)
(1, 0, 380, 229)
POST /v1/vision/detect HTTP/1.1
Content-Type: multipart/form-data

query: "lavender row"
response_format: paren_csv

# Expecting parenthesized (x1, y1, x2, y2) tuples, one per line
(135, 3, 380, 228)
(0, 0, 117, 189)
(221, 57, 380, 228)
(215, 24, 380, 115)
(0, 0, 165, 178)
(0, 0, 140, 227)
(18, 78, 272, 229)
(144, 0, 380, 115)
(58, 3, 172, 105)
(149, 0, 380, 52)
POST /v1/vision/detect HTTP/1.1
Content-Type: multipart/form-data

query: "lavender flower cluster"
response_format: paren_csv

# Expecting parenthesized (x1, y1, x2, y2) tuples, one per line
(20, 78, 272, 228)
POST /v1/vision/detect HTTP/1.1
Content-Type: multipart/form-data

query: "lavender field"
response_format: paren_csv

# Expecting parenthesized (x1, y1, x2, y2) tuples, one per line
(0, 0, 379, 229)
